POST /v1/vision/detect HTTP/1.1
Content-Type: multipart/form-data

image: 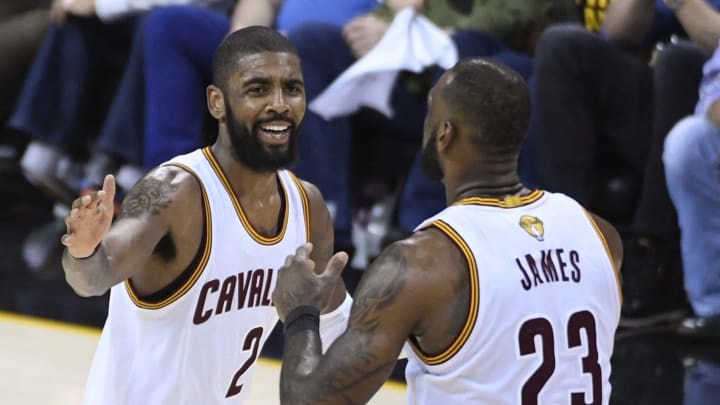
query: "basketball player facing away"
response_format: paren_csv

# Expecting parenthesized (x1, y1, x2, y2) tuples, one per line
(60, 27, 352, 404)
(273, 58, 623, 404)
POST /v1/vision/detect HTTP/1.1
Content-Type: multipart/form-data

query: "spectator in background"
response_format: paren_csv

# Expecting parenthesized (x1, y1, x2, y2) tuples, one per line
(664, 38, 720, 339)
(289, 0, 575, 253)
(532, 0, 720, 324)
(0, 0, 51, 160)
(139, 0, 375, 170)
(77, 0, 375, 207)
(8, 0, 235, 205)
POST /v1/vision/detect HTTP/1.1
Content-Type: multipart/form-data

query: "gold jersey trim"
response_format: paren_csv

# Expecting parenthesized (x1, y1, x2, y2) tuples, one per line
(408, 220, 480, 366)
(287, 171, 311, 242)
(454, 190, 545, 209)
(202, 147, 289, 245)
(584, 211, 623, 305)
(125, 162, 212, 310)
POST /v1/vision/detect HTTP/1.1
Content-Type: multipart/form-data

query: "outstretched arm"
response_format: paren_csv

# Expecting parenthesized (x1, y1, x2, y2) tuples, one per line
(273, 242, 425, 404)
(61, 167, 199, 296)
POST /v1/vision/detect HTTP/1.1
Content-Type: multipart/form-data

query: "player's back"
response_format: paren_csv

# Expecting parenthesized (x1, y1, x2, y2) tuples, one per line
(405, 190, 621, 405)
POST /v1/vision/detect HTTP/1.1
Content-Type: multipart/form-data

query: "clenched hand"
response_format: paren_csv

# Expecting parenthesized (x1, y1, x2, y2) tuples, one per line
(272, 243, 348, 322)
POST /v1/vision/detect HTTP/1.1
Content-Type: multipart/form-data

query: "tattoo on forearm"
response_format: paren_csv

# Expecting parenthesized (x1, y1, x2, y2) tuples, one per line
(284, 330, 396, 404)
(119, 178, 178, 219)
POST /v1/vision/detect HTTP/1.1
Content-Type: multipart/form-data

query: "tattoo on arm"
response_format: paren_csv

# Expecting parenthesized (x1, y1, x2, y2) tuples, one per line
(350, 245, 408, 333)
(119, 178, 178, 219)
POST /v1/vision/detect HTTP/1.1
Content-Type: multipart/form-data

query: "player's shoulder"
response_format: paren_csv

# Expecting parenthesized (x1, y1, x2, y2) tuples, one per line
(376, 227, 462, 275)
(363, 229, 465, 311)
(289, 176, 328, 215)
(292, 176, 323, 202)
(138, 165, 201, 195)
(586, 211, 623, 270)
(119, 165, 202, 219)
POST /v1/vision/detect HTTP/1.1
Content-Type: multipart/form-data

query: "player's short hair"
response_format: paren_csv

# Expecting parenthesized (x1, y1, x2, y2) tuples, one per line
(212, 26, 299, 90)
(442, 57, 531, 151)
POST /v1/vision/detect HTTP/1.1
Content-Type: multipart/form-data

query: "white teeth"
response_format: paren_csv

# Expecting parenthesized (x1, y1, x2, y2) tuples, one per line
(262, 125, 289, 132)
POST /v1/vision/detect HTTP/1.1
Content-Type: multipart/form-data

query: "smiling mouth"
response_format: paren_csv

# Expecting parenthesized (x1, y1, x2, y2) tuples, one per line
(258, 121, 293, 145)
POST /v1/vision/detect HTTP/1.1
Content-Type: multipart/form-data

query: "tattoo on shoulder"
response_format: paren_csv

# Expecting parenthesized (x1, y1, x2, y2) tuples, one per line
(119, 177, 179, 219)
(350, 245, 408, 333)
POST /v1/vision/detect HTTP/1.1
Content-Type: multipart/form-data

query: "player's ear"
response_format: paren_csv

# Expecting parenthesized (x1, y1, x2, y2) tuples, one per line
(437, 120, 455, 153)
(207, 84, 226, 122)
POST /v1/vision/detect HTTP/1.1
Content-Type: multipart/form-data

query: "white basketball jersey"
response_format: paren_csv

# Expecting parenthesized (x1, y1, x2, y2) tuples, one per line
(405, 191, 621, 405)
(83, 147, 340, 404)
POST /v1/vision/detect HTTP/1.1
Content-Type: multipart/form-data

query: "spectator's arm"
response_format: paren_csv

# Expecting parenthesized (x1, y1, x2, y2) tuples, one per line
(602, 0, 657, 45)
(94, 0, 196, 21)
(667, 0, 720, 54)
(229, 0, 282, 33)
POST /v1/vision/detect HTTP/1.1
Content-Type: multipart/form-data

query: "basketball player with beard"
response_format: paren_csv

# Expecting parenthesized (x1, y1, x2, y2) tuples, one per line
(272, 58, 623, 404)
(60, 26, 351, 404)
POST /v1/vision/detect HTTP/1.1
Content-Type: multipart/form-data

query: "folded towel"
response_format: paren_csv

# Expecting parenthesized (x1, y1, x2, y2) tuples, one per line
(309, 7, 458, 120)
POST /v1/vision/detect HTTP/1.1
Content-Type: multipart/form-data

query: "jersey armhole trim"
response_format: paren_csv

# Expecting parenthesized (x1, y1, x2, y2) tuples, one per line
(583, 210, 623, 306)
(286, 171, 311, 243)
(124, 162, 213, 310)
(407, 220, 480, 366)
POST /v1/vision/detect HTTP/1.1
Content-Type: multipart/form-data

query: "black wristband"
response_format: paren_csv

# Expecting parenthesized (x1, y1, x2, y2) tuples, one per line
(283, 305, 320, 338)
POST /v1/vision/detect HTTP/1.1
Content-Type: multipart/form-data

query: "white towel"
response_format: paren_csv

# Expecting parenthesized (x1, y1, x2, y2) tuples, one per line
(309, 7, 459, 120)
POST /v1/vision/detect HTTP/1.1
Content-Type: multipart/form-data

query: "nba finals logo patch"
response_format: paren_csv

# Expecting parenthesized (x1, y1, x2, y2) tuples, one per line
(519, 215, 544, 241)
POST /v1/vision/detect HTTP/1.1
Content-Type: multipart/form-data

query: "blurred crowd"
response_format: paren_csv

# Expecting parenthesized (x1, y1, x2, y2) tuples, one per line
(1, 0, 720, 342)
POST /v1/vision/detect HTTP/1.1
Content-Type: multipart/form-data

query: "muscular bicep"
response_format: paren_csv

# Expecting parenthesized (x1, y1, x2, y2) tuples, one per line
(300, 244, 421, 403)
(100, 215, 168, 286)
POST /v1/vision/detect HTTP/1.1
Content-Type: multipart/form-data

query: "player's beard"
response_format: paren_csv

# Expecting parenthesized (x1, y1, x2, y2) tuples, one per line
(421, 130, 443, 182)
(225, 102, 299, 172)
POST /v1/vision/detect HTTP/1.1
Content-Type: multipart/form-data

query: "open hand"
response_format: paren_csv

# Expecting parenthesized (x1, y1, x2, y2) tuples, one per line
(342, 15, 390, 59)
(273, 243, 348, 322)
(61, 174, 115, 258)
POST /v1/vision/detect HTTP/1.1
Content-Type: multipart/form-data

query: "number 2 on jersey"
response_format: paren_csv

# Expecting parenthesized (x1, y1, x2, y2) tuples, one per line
(518, 310, 601, 405)
(226, 326, 264, 398)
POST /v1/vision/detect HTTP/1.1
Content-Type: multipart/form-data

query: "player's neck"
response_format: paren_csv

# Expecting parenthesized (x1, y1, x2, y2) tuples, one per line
(210, 143, 278, 199)
(449, 181, 527, 203)
(445, 167, 526, 204)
